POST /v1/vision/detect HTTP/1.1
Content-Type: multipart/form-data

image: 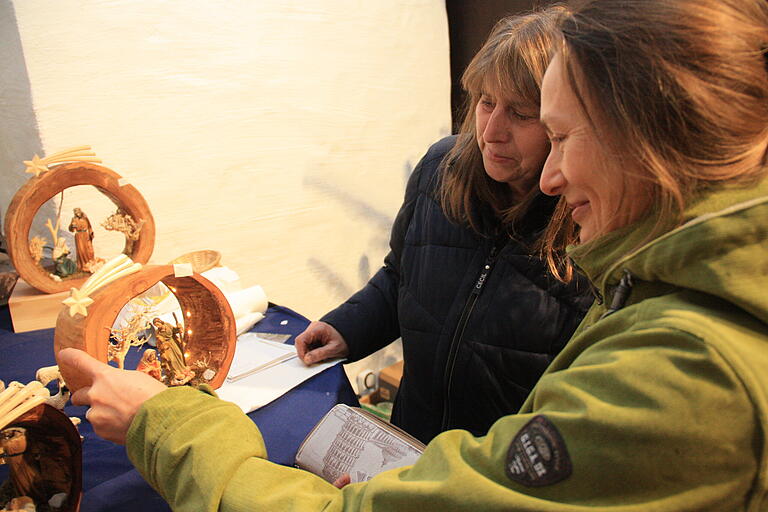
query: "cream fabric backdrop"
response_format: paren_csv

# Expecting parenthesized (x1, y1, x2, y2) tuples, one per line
(0, 1, 450, 386)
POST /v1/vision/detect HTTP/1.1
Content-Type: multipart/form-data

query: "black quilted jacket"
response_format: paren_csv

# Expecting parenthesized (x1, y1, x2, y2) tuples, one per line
(322, 136, 593, 443)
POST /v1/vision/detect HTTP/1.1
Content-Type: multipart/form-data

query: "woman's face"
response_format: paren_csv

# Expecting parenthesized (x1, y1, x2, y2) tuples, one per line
(539, 53, 648, 243)
(475, 87, 549, 198)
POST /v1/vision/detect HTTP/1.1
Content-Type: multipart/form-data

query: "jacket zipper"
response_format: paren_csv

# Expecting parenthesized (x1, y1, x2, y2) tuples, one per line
(440, 243, 500, 430)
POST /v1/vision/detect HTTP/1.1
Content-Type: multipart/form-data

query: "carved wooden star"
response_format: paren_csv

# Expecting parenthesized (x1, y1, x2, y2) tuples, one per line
(62, 288, 95, 317)
(23, 154, 49, 177)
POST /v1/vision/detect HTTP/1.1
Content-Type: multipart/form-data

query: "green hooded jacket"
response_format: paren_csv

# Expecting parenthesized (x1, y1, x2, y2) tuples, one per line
(127, 178, 768, 511)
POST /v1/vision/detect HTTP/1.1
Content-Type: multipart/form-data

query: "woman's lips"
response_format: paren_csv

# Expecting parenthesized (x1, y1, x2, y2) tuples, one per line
(569, 201, 590, 223)
(486, 148, 516, 163)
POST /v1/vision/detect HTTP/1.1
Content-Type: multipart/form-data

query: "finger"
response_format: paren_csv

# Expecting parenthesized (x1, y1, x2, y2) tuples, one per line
(294, 333, 311, 360)
(298, 338, 328, 364)
(57, 348, 108, 381)
(333, 473, 351, 488)
(304, 342, 340, 365)
(302, 345, 324, 365)
(296, 323, 326, 360)
(70, 385, 93, 407)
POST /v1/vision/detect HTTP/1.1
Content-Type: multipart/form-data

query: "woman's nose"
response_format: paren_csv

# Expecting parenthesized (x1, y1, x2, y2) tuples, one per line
(483, 107, 511, 142)
(539, 150, 565, 196)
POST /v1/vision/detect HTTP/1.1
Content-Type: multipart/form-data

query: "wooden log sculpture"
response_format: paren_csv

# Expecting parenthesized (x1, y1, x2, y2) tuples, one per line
(54, 265, 236, 392)
(5, 156, 155, 294)
(0, 404, 82, 512)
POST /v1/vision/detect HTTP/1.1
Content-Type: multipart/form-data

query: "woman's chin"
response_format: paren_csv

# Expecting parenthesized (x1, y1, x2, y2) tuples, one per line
(484, 168, 512, 184)
(483, 166, 537, 196)
(576, 225, 595, 244)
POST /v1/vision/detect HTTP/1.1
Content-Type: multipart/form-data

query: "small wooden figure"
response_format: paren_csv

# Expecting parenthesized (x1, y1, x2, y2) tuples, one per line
(136, 349, 162, 382)
(52, 240, 76, 280)
(0, 403, 82, 512)
(66, 209, 94, 273)
(152, 318, 192, 386)
(1, 495, 36, 511)
(0, 428, 38, 502)
(0, 426, 70, 508)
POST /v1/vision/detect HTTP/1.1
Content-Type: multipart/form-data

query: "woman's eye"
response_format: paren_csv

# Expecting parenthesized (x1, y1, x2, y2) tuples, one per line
(549, 134, 566, 144)
(480, 99, 494, 110)
(512, 111, 535, 121)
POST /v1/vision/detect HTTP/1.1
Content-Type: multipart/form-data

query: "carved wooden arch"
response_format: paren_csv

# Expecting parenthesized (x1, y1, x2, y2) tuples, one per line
(4, 162, 155, 294)
(54, 265, 236, 391)
(4, 404, 83, 512)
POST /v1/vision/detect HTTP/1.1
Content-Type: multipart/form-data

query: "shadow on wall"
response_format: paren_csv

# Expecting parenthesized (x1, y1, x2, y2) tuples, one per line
(0, 2, 54, 244)
(304, 159, 414, 300)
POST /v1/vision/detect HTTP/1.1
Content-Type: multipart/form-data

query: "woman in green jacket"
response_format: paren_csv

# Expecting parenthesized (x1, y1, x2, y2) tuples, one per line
(60, 0, 768, 509)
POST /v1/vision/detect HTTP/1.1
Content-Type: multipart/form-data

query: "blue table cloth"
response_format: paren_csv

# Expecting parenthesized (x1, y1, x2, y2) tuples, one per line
(0, 304, 358, 511)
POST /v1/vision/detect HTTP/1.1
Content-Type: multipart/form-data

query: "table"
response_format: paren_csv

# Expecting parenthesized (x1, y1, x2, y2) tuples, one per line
(0, 304, 358, 511)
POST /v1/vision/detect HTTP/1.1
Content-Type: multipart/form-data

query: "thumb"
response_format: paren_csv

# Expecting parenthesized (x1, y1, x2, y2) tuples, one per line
(304, 342, 339, 365)
(56, 348, 108, 392)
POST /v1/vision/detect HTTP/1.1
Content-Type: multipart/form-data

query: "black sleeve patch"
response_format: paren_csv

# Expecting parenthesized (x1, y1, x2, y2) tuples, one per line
(505, 415, 572, 487)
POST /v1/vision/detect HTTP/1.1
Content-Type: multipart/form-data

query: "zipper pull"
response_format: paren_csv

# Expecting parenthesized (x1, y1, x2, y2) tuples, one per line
(473, 264, 491, 294)
(472, 245, 499, 295)
(599, 270, 634, 319)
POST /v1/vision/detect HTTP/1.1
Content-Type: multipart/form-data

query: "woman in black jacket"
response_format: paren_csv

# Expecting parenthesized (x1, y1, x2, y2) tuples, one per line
(296, 5, 592, 444)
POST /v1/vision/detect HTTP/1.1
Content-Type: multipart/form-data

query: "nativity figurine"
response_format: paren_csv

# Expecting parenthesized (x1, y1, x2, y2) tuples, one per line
(152, 318, 193, 386)
(67, 208, 94, 273)
(0, 426, 70, 509)
(51, 240, 75, 279)
(27, 238, 44, 265)
(0, 495, 36, 511)
(136, 349, 162, 382)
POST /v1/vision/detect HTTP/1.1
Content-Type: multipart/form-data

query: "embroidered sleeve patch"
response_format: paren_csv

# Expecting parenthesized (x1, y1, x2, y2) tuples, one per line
(505, 415, 572, 487)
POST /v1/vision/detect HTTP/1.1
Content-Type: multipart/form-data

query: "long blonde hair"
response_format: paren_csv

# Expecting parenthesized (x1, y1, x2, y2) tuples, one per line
(440, 6, 568, 237)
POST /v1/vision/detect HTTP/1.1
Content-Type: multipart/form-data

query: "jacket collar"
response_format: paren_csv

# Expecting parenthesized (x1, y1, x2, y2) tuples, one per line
(568, 176, 768, 323)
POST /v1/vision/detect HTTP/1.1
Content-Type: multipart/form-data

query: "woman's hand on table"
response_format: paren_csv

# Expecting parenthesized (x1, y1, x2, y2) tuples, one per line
(58, 348, 167, 445)
(295, 321, 350, 365)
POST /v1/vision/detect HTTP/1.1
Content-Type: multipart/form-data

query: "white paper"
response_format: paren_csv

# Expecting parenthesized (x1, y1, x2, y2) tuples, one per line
(226, 333, 294, 380)
(217, 356, 340, 413)
(227, 285, 268, 319)
(235, 311, 265, 335)
(172, 262, 193, 277)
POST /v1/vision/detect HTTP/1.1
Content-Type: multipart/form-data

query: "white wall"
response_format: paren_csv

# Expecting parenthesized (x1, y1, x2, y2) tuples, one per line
(0, 0, 451, 387)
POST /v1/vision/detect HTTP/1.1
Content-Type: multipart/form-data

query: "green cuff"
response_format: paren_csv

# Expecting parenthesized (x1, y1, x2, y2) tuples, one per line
(126, 385, 268, 496)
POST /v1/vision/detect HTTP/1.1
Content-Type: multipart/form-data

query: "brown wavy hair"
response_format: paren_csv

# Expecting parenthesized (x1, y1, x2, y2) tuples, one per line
(440, 5, 569, 238)
(542, 0, 768, 280)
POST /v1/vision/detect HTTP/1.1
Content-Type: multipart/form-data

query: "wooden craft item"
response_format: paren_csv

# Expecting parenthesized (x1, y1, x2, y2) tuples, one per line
(0, 382, 48, 430)
(7, 280, 69, 333)
(0, 403, 83, 512)
(54, 265, 236, 392)
(168, 249, 222, 274)
(5, 160, 155, 294)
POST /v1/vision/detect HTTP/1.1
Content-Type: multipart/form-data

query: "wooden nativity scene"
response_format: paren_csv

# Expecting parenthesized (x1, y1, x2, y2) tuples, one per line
(52, 254, 237, 392)
(0, 379, 82, 512)
(0, 147, 276, 510)
(4, 146, 155, 295)
(3, 146, 239, 388)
